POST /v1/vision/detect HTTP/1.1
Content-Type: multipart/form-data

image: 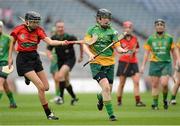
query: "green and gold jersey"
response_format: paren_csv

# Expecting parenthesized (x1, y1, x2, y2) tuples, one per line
(84, 23, 120, 66)
(0, 34, 11, 62)
(144, 32, 175, 62)
(176, 38, 180, 48)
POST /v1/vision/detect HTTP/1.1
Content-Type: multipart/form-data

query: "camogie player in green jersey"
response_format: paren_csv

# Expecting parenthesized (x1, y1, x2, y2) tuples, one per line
(140, 19, 176, 110)
(83, 9, 127, 121)
(0, 21, 17, 108)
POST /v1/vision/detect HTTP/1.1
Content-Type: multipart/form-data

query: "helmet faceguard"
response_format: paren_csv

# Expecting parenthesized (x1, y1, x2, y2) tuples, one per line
(154, 19, 165, 35)
(96, 8, 112, 19)
(154, 19, 165, 25)
(25, 11, 41, 31)
(25, 11, 41, 21)
(96, 8, 112, 28)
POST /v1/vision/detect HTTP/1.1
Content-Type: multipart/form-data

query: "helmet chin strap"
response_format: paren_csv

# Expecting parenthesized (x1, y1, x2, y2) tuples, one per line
(157, 31, 164, 35)
(125, 34, 132, 37)
(100, 22, 110, 29)
(25, 21, 35, 32)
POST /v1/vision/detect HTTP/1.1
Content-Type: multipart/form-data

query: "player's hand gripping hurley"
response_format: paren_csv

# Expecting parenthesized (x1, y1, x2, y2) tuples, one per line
(123, 42, 138, 73)
(83, 32, 127, 67)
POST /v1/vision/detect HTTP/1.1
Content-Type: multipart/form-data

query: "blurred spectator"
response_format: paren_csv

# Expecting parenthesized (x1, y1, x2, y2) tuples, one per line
(2, 7, 14, 29)
(43, 14, 52, 30)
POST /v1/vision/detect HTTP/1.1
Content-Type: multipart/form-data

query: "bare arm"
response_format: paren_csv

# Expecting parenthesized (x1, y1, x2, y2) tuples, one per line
(8, 36, 16, 68)
(83, 44, 95, 60)
(173, 47, 179, 67)
(140, 50, 150, 73)
(78, 43, 84, 63)
(115, 46, 128, 53)
(43, 37, 66, 46)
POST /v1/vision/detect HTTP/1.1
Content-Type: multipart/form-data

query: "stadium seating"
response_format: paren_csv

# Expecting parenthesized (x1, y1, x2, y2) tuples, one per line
(1, 0, 180, 78)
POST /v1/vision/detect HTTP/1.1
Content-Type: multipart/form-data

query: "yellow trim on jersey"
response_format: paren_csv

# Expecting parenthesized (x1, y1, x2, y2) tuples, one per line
(144, 43, 151, 51)
(84, 34, 92, 44)
(112, 41, 120, 48)
(89, 48, 115, 66)
(144, 43, 159, 61)
(176, 42, 180, 48)
(171, 42, 175, 49)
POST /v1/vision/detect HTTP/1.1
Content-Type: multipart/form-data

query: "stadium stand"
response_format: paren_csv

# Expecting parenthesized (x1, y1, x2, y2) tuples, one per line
(1, 0, 180, 79)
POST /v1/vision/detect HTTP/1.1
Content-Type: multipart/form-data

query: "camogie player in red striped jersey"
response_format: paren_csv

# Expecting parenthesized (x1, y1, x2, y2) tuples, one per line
(116, 21, 145, 107)
(8, 11, 68, 120)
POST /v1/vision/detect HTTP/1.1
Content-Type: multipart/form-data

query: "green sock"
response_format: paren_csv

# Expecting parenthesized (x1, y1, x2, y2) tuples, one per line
(6, 92, 16, 104)
(163, 92, 168, 101)
(104, 101, 114, 117)
(97, 93, 103, 101)
(55, 88, 60, 96)
(171, 95, 176, 100)
(153, 95, 158, 106)
(0, 91, 3, 100)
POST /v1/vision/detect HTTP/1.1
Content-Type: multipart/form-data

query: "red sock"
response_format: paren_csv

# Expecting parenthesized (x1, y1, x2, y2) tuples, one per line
(135, 96, 140, 103)
(43, 103, 51, 116)
(117, 96, 122, 103)
(43, 103, 49, 109)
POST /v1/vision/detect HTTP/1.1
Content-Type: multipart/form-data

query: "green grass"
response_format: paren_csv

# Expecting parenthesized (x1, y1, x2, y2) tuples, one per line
(0, 92, 180, 125)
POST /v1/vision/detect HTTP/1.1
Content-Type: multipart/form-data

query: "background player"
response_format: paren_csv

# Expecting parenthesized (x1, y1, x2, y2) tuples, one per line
(140, 19, 176, 110)
(47, 20, 83, 105)
(116, 21, 146, 107)
(0, 20, 17, 108)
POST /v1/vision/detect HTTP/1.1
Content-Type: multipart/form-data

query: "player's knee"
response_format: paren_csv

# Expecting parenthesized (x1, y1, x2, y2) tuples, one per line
(38, 86, 45, 93)
(161, 83, 168, 88)
(103, 85, 111, 94)
(161, 81, 168, 86)
(44, 85, 49, 91)
(152, 83, 158, 88)
(37, 82, 46, 92)
(176, 80, 180, 85)
(55, 72, 65, 82)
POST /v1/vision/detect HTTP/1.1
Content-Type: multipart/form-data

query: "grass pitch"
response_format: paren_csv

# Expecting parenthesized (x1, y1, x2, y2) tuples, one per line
(0, 92, 180, 125)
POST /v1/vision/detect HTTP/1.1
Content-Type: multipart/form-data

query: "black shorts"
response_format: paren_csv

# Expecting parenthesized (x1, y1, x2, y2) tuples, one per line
(116, 61, 139, 77)
(16, 51, 43, 76)
(57, 58, 76, 71)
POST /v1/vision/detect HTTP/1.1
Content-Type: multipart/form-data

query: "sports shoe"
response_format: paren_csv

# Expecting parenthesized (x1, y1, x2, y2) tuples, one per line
(54, 96, 64, 105)
(163, 100, 168, 110)
(47, 112, 59, 120)
(9, 103, 17, 108)
(71, 98, 79, 105)
(169, 99, 177, 105)
(25, 77, 30, 85)
(97, 94, 103, 111)
(109, 115, 117, 121)
(151, 104, 159, 110)
(136, 101, 146, 107)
